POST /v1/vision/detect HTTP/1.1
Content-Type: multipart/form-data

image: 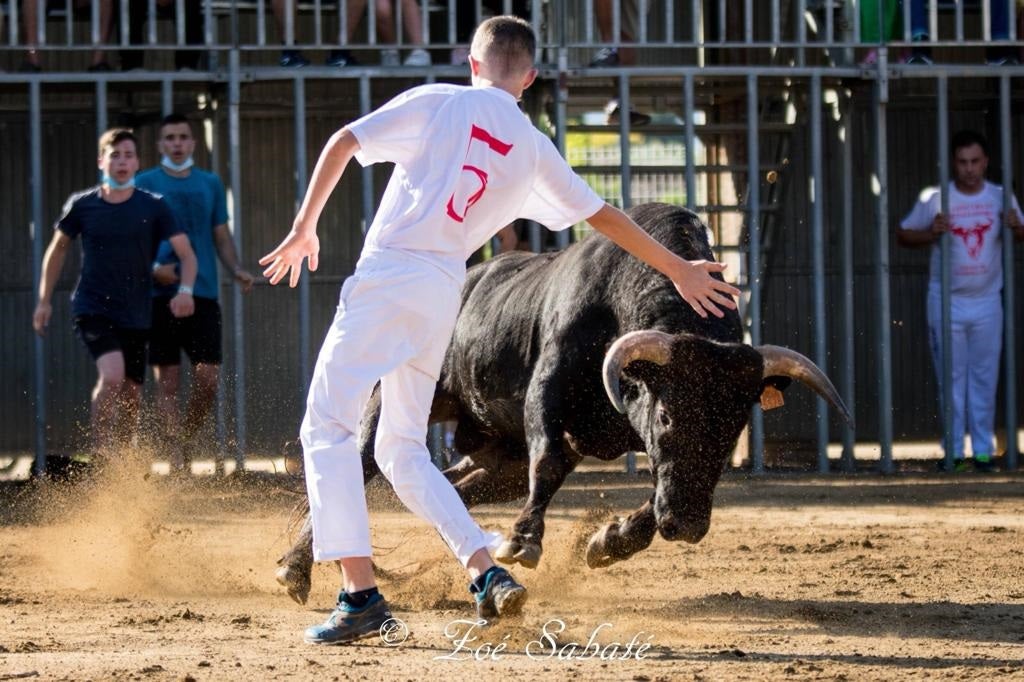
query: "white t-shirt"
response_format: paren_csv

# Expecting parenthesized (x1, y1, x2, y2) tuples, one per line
(900, 181, 1021, 298)
(347, 83, 605, 283)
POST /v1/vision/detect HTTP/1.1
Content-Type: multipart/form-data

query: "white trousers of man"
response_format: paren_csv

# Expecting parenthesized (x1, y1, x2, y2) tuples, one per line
(300, 251, 491, 566)
(926, 290, 1003, 458)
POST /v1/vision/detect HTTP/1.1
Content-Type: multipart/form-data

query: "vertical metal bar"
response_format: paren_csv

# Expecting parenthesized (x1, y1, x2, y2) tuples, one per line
(1010, 0, 1018, 40)
(638, 0, 647, 44)
(618, 75, 632, 209)
(341, 0, 349, 47)
(554, 26, 570, 251)
(902, 0, 910, 42)
(367, 0, 376, 45)
(684, 72, 696, 211)
(208, 112, 226, 476)
(257, 0, 266, 48)
(91, 0, 99, 45)
(825, 0, 834, 44)
(421, 0, 429, 48)
(205, 0, 213, 49)
(119, 0, 129, 46)
(63, 0, 71, 46)
(36, 0, 45, 45)
(9, 0, 19, 46)
(395, 0, 403, 47)
(30, 81, 46, 477)
(692, 0, 701, 45)
(161, 79, 173, 116)
(665, 0, 673, 44)
(875, 75, 894, 473)
(229, 49, 246, 468)
(772, 0, 781, 45)
(447, 0, 456, 46)
(956, 0, 965, 42)
(937, 76, 954, 469)
(612, 0, 620, 48)
(747, 74, 765, 474)
(796, 0, 806, 66)
(359, 76, 374, 231)
(982, 0, 991, 42)
(1000, 74, 1018, 470)
(95, 81, 107, 143)
(314, 0, 322, 46)
(744, 0, 753, 45)
(148, 0, 157, 45)
(810, 74, 828, 473)
(840, 89, 856, 472)
(294, 77, 311, 390)
(929, 0, 937, 44)
(176, 0, 185, 46)
(717, 0, 725, 42)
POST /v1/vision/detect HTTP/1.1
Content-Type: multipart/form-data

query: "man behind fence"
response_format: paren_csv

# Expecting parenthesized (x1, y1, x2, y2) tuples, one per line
(897, 129, 1023, 471)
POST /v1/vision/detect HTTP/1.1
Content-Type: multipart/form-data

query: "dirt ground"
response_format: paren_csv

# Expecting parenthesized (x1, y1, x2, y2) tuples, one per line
(1, 458, 1023, 682)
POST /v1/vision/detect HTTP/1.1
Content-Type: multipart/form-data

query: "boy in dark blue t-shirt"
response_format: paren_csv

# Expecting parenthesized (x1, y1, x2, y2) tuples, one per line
(33, 128, 198, 454)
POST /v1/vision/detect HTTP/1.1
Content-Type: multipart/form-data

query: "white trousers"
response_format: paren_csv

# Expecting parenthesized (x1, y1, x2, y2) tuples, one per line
(927, 291, 1003, 457)
(300, 251, 491, 567)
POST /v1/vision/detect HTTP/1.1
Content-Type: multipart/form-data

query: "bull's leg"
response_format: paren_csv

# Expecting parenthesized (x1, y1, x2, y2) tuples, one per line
(275, 509, 314, 604)
(453, 456, 529, 506)
(585, 498, 657, 569)
(275, 385, 385, 604)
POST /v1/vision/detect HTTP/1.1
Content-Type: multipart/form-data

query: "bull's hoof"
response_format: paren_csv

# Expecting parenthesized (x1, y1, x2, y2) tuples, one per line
(275, 562, 311, 605)
(585, 524, 621, 569)
(495, 538, 542, 569)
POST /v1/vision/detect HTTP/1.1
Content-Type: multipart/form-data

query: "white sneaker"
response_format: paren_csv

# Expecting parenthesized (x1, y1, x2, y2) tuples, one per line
(380, 49, 400, 67)
(449, 47, 470, 65)
(404, 48, 431, 66)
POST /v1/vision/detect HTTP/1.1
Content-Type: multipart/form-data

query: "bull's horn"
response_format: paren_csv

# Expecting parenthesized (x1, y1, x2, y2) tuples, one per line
(602, 330, 674, 414)
(757, 345, 854, 428)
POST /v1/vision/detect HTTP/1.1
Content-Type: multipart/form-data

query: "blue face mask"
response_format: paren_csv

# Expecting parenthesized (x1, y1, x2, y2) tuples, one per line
(102, 174, 136, 190)
(161, 154, 195, 172)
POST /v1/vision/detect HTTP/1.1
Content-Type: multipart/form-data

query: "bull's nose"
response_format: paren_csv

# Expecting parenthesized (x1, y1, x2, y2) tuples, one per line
(658, 517, 709, 543)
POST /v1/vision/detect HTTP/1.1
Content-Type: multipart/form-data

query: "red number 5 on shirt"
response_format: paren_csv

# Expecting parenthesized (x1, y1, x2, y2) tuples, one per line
(446, 125, 513, 223)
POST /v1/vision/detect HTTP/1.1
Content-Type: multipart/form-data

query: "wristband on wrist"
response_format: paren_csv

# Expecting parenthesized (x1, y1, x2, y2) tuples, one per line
(177, 285, 194, 296)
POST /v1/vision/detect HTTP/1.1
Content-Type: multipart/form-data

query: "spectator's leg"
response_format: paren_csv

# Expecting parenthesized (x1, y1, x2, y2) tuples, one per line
(120, 0, 147, 70)
(174, 0, 204, 70)
(985, 0, 1017, 63)
(374, 0, 396, 43)
(182, 363, 219, 440)
(92, 351, 128, 452)
(21, 0, 42, 69)
(964, 297, 1002, 459)
(153, 364, 185, 469)
(77, 0, 114, 68)
(272, 0, 310, 65)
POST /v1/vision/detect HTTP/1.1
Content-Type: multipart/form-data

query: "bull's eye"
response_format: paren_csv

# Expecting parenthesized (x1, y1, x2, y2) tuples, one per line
(658, 408, 671, 428)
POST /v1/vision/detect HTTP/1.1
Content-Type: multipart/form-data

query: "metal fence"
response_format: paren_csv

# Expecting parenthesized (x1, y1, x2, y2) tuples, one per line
(2, 0, 1023, 476)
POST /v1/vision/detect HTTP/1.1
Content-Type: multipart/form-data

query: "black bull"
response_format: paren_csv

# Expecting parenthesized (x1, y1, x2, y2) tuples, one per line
(276, 202, 852, 604)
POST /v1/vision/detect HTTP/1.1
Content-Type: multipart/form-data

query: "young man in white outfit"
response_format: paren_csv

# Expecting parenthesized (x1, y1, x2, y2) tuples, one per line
(260, 15, 740, 645)
(898, 130, 1023, 471)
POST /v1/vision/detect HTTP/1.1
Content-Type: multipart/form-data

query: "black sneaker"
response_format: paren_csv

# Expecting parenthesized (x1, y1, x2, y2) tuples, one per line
(471, 567, 527, 620)
(985, 47, 1020, 66)
(304, 592, 393, 645)
(589, 47, 620, 67)
(280, 50, 310, 68)
(326, 49, 360, 67)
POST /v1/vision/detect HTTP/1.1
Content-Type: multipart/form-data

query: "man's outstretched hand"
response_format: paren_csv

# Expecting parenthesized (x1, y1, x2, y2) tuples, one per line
(260, 229, 320, 288)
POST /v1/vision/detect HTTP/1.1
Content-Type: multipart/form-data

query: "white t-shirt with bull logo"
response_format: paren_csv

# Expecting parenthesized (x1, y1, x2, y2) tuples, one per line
(347, 83, 604, 284)
(900, 181, 1021, 298)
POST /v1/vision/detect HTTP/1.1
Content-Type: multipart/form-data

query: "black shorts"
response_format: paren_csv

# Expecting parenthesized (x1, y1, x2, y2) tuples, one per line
(73, 315, 149, 384)
(149, 295, 223, 367)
